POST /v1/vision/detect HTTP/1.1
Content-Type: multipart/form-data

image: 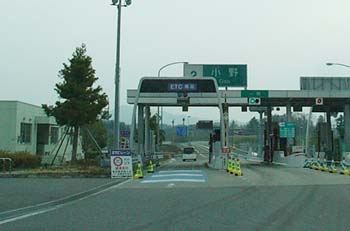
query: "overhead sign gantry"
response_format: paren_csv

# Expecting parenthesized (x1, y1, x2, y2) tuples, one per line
(128, 75, 350, 166)
(129, 77, 228, 161)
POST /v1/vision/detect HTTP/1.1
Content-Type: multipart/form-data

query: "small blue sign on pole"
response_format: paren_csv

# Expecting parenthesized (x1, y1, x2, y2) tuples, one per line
(120, 130, 130, 138)
(176, 126, 188, 137)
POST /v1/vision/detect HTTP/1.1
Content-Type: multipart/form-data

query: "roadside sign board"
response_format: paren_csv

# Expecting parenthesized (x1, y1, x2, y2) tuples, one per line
(279, 122, 296, 138)
(110, 150, 133, 178)
(183, 64, 247, 87)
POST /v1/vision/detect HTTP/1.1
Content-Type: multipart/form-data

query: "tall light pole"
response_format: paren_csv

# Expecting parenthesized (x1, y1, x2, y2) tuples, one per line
(111, 0, 131, 149)
(156, 61, 188, 151)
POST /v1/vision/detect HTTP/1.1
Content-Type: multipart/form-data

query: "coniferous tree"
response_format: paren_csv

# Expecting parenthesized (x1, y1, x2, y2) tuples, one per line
(43, 44, 109, 163)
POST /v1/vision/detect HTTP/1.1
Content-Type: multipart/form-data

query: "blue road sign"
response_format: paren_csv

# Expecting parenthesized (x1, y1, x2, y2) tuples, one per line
(120, 130, 130, 138)
(176, 126, 188, 137)
(111, 149, 132, 156)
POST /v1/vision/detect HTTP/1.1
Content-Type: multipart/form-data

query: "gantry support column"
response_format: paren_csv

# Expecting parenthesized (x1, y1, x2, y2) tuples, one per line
(137, 105, 144, 156)
(286, 104, 294, 151)
(326, 107, 333, 160)
(258, 111, 264, 157)
(144, 106, 151, 157)
(265, 106, 272, 163)
(344, 104, 350, 154)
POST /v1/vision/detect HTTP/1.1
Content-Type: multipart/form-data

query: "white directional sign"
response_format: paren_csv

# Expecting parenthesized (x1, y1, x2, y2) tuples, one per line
(183, 64, 203, 78)
(111, 149, 133, 178)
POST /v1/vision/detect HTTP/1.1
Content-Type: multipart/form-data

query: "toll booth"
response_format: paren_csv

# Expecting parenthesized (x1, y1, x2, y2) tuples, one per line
(211, 128, 225, 169)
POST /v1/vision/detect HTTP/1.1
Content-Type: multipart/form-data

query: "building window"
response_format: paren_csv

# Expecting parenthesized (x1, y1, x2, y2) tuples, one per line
(20, 123, 32, 143)
(50, 126, 59, 144)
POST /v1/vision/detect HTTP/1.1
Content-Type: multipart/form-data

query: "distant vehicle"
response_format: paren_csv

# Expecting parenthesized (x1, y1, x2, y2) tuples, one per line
(182, 147, 197, 161)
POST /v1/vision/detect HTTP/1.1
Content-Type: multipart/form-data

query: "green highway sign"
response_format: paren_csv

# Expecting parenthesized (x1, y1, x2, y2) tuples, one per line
(241, 90, 269, 98)
(203, 65, 247, 87)
(183, 64, 247, 87)
(279, 122, 295, 138)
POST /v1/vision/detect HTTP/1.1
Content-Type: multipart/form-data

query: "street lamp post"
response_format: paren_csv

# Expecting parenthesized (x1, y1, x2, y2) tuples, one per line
(172, 119, 175, 144)
(111, 0, 131, 149)
(326, 62, 350, 69)
(156, 61, 188, 151)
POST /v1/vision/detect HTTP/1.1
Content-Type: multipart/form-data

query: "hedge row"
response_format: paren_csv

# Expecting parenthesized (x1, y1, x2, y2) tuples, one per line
(0, 150, 41, 169)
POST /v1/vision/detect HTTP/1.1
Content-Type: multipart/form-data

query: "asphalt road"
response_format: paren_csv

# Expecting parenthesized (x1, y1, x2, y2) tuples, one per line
(1, 146, 350, 231)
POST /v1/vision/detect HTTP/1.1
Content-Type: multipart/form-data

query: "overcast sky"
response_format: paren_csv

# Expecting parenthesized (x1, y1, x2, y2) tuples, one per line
(1, 0, 350, 123)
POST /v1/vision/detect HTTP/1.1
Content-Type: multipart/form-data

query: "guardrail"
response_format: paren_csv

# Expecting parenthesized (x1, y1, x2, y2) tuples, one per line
(0, 158, 12, 174)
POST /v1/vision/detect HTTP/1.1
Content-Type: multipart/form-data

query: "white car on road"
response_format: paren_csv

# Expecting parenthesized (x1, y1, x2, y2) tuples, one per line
(182, 147, 197, 161)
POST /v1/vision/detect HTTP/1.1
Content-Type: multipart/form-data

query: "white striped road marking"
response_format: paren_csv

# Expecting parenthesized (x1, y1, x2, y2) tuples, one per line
(151, 173, 203, 177)
(158, 170, 202, 174)
(141, 178, 206, 183)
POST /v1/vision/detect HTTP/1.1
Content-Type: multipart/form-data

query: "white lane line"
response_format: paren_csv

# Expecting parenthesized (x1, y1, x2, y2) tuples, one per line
(78, 179, 131, 200)
(140, 178, 206, 183)
(0, 180, 124, 216)
(151, 173, 203, 178)
(0, 207, 59, 225)
(0, 179, 131, 225)
(158, 170, 202, 174)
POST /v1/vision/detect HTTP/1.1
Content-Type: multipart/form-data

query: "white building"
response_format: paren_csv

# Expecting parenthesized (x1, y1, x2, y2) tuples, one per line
(0, 101, 84, 164)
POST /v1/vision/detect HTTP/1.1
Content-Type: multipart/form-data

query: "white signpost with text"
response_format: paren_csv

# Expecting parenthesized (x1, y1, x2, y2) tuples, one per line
(111, 150, 133, 178)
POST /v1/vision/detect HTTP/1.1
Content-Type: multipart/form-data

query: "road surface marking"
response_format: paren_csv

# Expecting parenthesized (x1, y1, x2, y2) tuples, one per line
(141, 170, 207, 184)
(0, 180, 125, 216)
(159, 170, 202, 174)
(200, 153, 207, 158)
(0, 179, 131, 225)
(141, 178, 206, 183)
(151, 173, 203, 177)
